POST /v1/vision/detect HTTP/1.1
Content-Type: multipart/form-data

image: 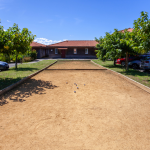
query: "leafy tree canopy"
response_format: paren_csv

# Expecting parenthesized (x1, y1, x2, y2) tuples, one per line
(133, 11, 150, 53)
(0, 23, 36, 68)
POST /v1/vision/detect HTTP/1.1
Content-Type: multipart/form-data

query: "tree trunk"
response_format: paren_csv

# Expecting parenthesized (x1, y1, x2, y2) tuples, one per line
(114, 59, 116, 66)
(15, 55, 17, 69)
(125, 52, 129, 71)
(8, 54, 10, 63)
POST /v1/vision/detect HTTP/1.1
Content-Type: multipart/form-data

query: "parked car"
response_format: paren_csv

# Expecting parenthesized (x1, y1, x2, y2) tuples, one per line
(0, 61, 9, 71)
(128, 55, 150, 69)
(140, 56, 150, 71)
(116, 56, 137, 66)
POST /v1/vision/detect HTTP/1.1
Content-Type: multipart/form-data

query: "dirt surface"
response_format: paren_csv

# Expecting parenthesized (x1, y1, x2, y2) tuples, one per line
(1, 60, 150, 150)
(48, 60, 105, 69)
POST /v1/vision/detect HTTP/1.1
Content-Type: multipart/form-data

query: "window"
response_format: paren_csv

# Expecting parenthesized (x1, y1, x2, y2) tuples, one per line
(74, 48, 77, 54)
(85, 48, 88, 54)
(55, 48, 58, 54)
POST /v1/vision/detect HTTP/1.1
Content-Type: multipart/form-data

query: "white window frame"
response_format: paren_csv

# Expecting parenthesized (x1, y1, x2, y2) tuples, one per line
(55, 48, 58, 54)
(74, 48, 77, 54)
(85, 48, 88, 54)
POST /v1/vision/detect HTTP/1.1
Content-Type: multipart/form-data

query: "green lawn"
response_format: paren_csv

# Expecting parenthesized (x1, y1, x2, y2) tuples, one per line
(0, 60, 56, 90)
(93, 60, 150, 88)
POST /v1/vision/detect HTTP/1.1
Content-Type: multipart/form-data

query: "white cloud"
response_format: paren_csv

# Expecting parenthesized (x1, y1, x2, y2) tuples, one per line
(34, 38, 61, 45)
(7, 20, 11, 22)
(63, 39, 68, 41)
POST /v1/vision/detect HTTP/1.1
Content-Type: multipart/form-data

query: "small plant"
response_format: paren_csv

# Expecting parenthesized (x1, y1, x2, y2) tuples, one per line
(11, 54, 23, 62)
(0, 53, 11, 62)
(22, 57, 32, 62)
(30, 49, 37, 60)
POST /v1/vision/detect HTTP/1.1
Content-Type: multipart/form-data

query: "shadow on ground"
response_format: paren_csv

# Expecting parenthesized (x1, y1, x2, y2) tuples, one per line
(10, 67, 39, 71)
(104, 64, 150, 77)
(0, 77, 23, 90)
(0, 78, 58, 106)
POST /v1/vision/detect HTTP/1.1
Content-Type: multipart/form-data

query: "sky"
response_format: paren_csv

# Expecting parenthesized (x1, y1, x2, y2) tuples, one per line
(1, 0, 150, 45)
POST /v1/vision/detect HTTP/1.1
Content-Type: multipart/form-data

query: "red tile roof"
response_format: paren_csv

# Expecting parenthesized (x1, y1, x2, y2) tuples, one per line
(48, 40, 98, 47)
(30, 42, 46, 47)
(120, 28, 133, 33)
(57, 48, 68, 50)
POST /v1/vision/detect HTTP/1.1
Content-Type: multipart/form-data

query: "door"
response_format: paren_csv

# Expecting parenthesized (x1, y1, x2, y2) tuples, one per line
(61, 50, 66, 58)
(37, 49, 41, 58)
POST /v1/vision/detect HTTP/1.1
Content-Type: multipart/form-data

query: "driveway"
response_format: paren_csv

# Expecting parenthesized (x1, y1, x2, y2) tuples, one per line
(8, 59, 44, 68)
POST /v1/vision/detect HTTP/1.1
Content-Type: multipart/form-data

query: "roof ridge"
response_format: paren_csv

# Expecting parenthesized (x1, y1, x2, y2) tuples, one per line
(48, 40, 96, 46)
(67, 40, 95, 41)
(35, 41, 46, 45)
(48, 40, 67, 46)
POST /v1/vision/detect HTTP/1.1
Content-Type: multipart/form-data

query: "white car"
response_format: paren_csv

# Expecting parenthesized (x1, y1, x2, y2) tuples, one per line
(140, 57, 150, 70)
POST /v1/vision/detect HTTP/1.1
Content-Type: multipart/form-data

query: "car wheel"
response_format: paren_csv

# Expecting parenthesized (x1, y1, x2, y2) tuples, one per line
(121, 62, 125, 66)
(132, 63, 139, 69)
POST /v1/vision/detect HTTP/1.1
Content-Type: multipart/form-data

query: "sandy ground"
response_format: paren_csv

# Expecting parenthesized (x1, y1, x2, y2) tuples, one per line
(48, 60, 105, 69)
(0, 60, 150, 150)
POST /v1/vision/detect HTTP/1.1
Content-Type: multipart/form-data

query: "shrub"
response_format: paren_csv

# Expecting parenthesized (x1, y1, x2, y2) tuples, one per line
(0, 54, 10, 62)
(11, 54, 23, 62)
(30, 49, 37, 60)
(22, 57, 32, 62)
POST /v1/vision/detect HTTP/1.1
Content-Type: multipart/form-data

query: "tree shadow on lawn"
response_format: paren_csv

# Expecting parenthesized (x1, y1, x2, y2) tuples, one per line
(0, 78, 58, 106)
(0, 77, 23, 90)
(104, 64, 150, 77)
(10, 67, 39, 72)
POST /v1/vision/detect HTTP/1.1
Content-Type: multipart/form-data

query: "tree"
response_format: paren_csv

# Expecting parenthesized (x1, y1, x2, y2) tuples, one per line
(96, 30, 122, 66)
(133, 11, 150, 54)
(95, 29, 135, 70)
(119, 29, 135, 70)
(0, 26, 13, 62)
(95, 37, 107, 62)
(0, 25, 5, 50)
(9, 23, 36, 69)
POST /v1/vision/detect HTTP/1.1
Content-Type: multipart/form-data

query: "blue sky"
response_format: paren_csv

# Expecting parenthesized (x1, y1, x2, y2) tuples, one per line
(1, 0, 150, 45)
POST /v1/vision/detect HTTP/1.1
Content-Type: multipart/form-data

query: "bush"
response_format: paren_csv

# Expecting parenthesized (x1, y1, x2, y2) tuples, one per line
(30, 50, 37, 60)
(0, 54, 10, 62)
(11, 54, 23, 62)
(22, 57, 32, 62)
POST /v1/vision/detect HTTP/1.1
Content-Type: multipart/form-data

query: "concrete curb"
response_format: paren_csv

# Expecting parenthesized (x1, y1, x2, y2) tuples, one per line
(0, 60, 57, 96)
(91, 60, 150, 94)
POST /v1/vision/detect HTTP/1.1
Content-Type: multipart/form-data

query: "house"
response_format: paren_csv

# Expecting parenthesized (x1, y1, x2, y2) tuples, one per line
(31, 40, 98, 59)
(30, 42, 50, 59)
(47, 40, 98, 59)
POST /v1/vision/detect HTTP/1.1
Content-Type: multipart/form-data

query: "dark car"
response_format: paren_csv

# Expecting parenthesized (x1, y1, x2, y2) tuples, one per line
(0, 61, 9, 71)
(128, 55, 150, 69)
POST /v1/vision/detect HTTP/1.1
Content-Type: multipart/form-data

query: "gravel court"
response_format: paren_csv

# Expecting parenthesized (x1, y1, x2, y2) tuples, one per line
(0, 60, 150, 150)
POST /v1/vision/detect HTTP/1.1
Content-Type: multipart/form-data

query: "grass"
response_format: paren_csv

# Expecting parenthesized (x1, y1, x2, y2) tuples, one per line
(0, 60, 56, 90)
(93, 60, 150, 88)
